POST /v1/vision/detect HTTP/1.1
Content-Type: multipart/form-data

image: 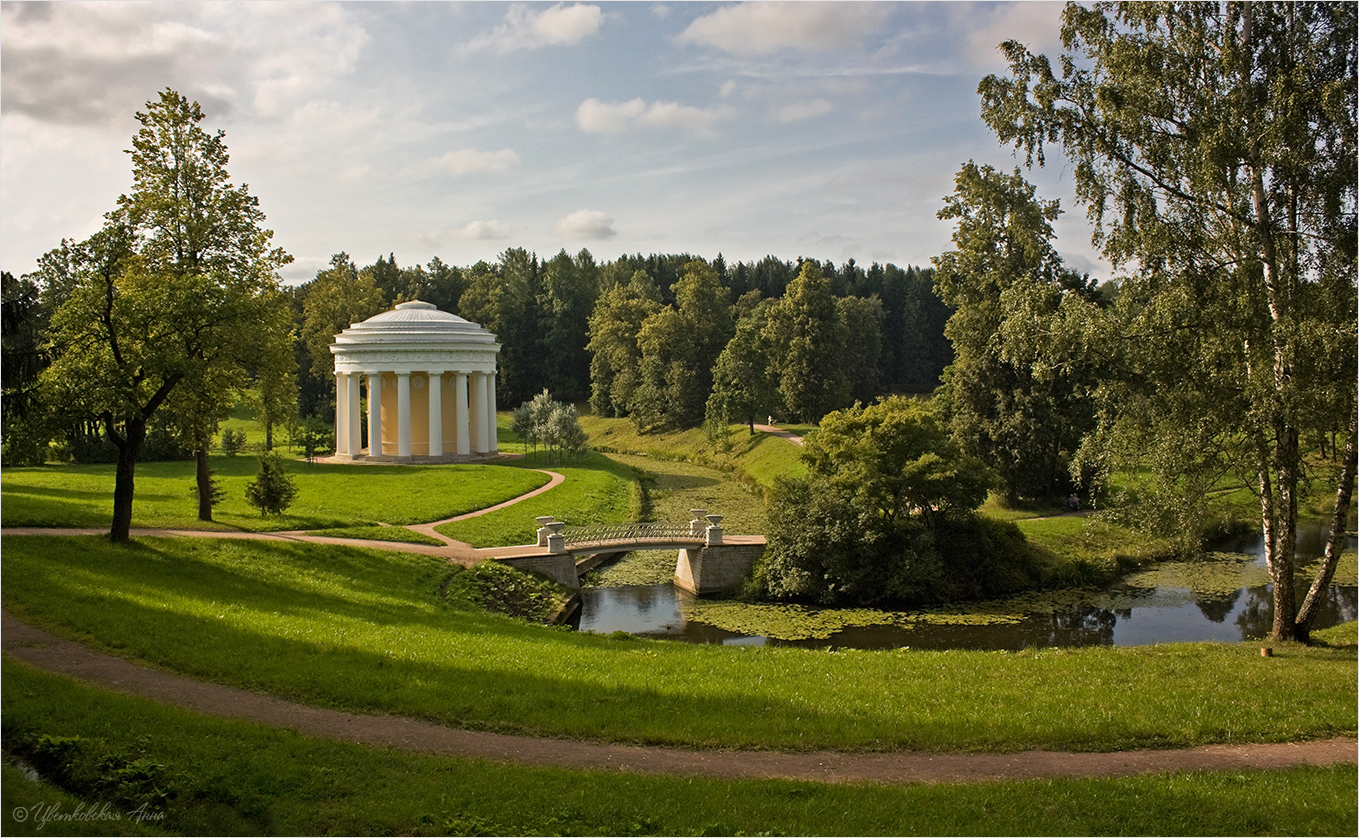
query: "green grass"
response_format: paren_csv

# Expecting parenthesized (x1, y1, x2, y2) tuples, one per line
(1, 457, 549, 532)
(436, 451, 638, 547)
(591, 452, 770, 586)
(6, 661, 1354, 838)
(3, 534, 1354, 754)
(303, 525, 445, 546)
(579, 414, 809, 492)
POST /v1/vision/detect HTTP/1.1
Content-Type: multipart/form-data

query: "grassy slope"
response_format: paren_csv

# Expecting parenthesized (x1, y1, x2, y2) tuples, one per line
(2, 534, 1353, 754)
(1, 458, 549, 532)
(435, 451, 638, 547)
(4, 659, 1354, 838)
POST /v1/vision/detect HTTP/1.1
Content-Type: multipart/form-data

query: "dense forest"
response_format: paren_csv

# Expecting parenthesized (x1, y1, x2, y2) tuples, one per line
(285, 249, 953, 428)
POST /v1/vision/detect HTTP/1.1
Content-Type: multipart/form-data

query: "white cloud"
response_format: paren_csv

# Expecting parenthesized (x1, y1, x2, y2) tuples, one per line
(451, 220, 515, 240)
(554, 210, 616, 240)
(957, 1, 1065, 72)
(676, 2, 891, 56)
(464, 3, 603, 54)
(773, 99, 832, 123)
(576, 98, 730, 137)
(0, 1, 369, 126)
(409, 149, 522, 177)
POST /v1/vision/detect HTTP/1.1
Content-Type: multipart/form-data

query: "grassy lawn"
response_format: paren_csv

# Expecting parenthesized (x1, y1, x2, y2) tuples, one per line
(579, 414, 809, 491)
(435, 451, 638, 547)
(4, 660, 1355, 838)
(3, 534, 1354, 754)
(0, 457, 549, 532)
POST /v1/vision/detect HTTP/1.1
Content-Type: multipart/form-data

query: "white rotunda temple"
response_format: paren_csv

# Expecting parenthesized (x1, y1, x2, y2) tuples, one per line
(330, 300, 501, 461)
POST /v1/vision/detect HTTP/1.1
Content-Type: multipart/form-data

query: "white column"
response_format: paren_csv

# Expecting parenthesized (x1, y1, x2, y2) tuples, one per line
(397, 372, 412, 458)
(473, 372, 489, 454)
(367, 372, 383, 457)
(486, 372, 497, 454)
(346, 373, 361, 458)
(427, 371, 443, 458)
(334, 373, 347, 455)
(455, 372, 470, 456)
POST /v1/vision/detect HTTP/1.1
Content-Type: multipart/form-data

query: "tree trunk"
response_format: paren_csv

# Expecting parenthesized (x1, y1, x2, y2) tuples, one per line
(1296, 406, 1358, 640)
(1268, 425, 1301, 642)
(265, 418, 274, 451)
(108, 418, 147, 543)
(195, 444, 214, 522)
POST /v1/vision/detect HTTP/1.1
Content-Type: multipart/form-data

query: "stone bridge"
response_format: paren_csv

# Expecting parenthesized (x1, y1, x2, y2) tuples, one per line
(496, 510, 765, 595)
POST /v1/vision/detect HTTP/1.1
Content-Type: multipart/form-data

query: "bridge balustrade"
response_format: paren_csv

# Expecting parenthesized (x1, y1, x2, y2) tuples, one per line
(560, 522, 699, 549)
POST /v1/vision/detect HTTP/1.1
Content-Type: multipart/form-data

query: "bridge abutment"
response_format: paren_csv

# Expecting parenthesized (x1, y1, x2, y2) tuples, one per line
(674, 541, 766, 595)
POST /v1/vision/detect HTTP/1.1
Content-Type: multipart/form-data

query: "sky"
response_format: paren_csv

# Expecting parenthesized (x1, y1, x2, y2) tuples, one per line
(0, 0, 1111, 285)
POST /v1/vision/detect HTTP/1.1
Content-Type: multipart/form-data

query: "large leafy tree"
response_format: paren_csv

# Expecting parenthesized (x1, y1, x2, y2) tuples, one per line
(705, 300, 777, 435)
(980, 2, 1356, 640)
(299, 252, 384, 418)
(933, 161, 1101, 505)
(763, 262, 849, 423)
(38, 89, 293, 541)
(632, 260, 732, 431)
(587, 270, 663, 417)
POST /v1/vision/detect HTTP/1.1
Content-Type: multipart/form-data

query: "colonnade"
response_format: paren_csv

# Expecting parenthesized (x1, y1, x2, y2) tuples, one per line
(333, 369, 497, 460)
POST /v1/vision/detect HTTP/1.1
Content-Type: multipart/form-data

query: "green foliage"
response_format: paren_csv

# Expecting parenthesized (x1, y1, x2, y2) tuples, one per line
(243, 453, 297, 516)
(294, 416, 332, 462)
(759, 397, 1032, 607)
(513, 390, 588, 464)
(632, 260, 733, 431)
(932, 161, 1100, 505)
(218, 427, 246, 456)
(705, 302, 777, 434)
(587, 270, 662, 417)
(978, 2, 1358, 640)
(33, 89, 292, 541)
(762, 262, 848, 423)
(805, 396, 993, 522)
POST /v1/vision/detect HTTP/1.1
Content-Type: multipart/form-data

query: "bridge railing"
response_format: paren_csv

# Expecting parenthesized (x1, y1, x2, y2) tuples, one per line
(560, 522, 698, 548)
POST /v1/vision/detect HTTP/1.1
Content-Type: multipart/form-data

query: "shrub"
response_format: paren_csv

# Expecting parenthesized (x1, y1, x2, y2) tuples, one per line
(220, 428, 247, 456)
(244, 453, 297, 516)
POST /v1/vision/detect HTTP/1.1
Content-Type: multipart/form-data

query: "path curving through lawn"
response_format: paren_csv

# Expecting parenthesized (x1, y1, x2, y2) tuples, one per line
(2, 611, 1353, 785)
(0, 469, 567, 566)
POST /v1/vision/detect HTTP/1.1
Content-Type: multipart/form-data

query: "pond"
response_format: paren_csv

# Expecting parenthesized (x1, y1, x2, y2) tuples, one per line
(569, 523, 1358, 650)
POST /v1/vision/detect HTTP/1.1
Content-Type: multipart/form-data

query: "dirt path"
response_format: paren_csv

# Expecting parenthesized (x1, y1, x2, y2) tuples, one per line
(3, 611, 1352, 786)
(754, 423, 804, 447)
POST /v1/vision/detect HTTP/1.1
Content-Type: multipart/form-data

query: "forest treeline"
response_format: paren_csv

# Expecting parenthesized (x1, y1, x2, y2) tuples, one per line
(288, 249, 953, 429)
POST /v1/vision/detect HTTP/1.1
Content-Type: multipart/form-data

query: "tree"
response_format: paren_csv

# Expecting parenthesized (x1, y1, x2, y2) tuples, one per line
(706, 301, 777, 435)
(2, 270, 51, 463)
(932, 161, 1101, 505)
(300, 253, 384, 418)
(244, 452, 297, 516)
(802, 396, 993, 525)
(633, 260, 732, 431)
(759, 397, 1030, 607)
(540, 249, 600, 402)
(586, 270, 662, 417)
(979, 2, 1357, 640)
(836, 294, 885, 405)
(37, 90, 292, 541)
(763, 262, 848, 423)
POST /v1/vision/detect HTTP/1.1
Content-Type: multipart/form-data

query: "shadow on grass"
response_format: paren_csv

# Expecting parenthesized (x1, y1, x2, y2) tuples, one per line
(1, 537, 855, 748)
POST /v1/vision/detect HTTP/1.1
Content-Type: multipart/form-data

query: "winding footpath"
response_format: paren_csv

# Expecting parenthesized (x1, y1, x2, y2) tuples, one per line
(3, 466, 1355, 786)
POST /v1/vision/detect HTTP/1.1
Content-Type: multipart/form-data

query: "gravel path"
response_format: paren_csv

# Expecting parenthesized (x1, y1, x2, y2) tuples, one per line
(4, 611, 1353, 786)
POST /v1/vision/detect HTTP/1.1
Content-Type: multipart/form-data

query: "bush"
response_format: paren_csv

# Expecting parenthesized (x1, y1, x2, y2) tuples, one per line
(220, 428, 247, 456)
(244, 453, 297, 516)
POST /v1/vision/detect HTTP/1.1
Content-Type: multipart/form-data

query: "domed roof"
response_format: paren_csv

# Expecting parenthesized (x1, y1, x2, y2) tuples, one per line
(338, 300, 489, 337)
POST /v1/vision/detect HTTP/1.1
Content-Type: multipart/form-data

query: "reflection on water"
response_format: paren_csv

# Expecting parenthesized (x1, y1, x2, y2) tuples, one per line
(571, 523, 1357, 651)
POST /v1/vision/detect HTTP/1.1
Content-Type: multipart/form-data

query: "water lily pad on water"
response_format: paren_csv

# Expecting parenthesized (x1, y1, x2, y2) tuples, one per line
(683, 601, 914, 640)
(1122, 551, 1269, 597)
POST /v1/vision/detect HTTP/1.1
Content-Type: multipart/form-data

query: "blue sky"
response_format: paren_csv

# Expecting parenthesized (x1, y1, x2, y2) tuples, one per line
(1, 1, 1109, 284)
